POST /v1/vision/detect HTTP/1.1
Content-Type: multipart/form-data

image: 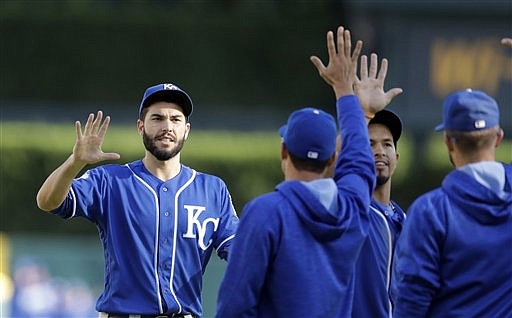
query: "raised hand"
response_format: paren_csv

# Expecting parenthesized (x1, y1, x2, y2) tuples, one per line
(501, 38, 512, 48)
(310, 26, 363, 99)
(354, 53, 403, 115)
(73, 111, 120, 164)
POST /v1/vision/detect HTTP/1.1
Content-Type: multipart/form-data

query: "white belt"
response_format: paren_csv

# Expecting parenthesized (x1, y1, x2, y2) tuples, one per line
(98, 312, 194, 318)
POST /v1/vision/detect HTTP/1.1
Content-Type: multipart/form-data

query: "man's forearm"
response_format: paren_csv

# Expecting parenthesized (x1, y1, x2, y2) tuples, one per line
(36, 154, 87, 211)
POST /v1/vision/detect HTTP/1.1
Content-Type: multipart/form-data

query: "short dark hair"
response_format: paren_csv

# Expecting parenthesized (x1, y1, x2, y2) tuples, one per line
(446, 126, 500, 156)
(289, 152, 329, 173)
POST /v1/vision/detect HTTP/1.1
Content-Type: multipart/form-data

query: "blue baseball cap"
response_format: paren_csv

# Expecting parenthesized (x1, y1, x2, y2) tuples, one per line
(435, 89, 499, 132)
(139, 83, 193, 118)
(279, 107, 337, 161)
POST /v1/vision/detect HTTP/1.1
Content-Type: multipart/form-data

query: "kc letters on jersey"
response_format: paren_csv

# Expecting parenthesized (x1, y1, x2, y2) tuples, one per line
(182, 204, 220, 250)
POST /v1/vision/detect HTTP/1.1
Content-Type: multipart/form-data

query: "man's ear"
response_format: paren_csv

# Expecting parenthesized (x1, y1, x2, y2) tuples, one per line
(495, 128, 504, 148)
(327, 153, 336, 167)
(325, 151, 338, 169)
(137, 119, 144, 135)
(281, 143, 288, 160)
(444, 134, 456, 152)
(184, 122, 191, 140)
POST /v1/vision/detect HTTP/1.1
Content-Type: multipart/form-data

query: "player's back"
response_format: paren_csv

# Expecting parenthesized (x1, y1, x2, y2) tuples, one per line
(246, 180, 368, 317)
(393, 162, 512, 317)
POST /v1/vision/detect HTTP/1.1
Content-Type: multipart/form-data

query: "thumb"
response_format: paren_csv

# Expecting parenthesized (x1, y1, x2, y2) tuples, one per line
(385, 87, 403, 101)
(102, 152, 121, 161)
(310, 56, 325, 72)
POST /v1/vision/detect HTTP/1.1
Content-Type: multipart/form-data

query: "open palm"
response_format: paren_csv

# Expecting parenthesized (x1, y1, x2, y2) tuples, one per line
(310, 26, 363, 99)
(355, 53, 403, 114)
(73, 111, 120, 164)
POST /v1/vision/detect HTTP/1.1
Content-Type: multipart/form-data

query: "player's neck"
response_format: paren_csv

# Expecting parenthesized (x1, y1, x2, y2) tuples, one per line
(373, 181, 391, 205)
(284, 165, 327, 182)
(142, 154, 182, 181)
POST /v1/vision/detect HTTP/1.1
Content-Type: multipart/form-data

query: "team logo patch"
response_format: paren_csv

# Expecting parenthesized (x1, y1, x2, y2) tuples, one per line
(182, 205, 219, 250)
(163, 83, 178, 91)
(474, 119, 486, 129)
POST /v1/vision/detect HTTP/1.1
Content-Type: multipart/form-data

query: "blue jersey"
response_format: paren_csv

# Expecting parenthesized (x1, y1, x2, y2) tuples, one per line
(216, 95, 375, 317)
(352, 199, 405, 317)
(52, 160, 239, 316)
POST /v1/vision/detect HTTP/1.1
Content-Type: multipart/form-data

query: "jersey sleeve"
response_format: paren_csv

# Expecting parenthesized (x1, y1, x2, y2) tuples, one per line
(390, 193, 444, 317)
(216, 196, 276, 317)
(51, 167, 106, 222)
(334, 95, 376, 226)
(213, 180, 239, 261)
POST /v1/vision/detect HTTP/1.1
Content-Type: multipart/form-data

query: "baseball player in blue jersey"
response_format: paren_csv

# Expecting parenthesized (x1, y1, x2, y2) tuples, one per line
(36, 83, 239, 318)
(216, 26, 397, 318)
(352, 109, 406, 318)
(390, 89, 512, 317)
(335, 49, 405, 318)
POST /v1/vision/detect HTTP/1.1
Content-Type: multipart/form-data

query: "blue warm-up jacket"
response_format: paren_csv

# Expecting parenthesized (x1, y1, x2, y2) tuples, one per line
(216, 95, 375, 317)
(391, 162, 512, 317)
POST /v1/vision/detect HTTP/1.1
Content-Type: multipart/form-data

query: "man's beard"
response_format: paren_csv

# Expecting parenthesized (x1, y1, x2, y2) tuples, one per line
(143, 131, 185, 161)
(376, 174, 390, 186)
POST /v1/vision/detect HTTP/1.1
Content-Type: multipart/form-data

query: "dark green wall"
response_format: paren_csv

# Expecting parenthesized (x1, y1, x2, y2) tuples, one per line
(0, 1, 341, 114)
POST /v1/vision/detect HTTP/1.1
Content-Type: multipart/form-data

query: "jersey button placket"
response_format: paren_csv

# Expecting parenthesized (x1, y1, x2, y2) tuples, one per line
(158, 183, 174, 307)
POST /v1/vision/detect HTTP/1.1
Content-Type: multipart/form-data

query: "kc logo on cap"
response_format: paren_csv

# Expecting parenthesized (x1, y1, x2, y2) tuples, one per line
(139, 83, 194, 118)
(435, 89, 500, 132)
(163, 83, 179, 91)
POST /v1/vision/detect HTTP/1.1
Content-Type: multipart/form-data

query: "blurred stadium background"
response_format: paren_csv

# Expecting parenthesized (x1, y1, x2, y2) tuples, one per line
(1, 1, 511, 317)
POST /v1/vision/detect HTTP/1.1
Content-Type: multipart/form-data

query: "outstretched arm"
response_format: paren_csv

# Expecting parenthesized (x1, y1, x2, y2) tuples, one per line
(310, 26, 362, 99)
(36, 111, 120, 211)
(311, 26, 376, 209)
(355, 53, 403, 122)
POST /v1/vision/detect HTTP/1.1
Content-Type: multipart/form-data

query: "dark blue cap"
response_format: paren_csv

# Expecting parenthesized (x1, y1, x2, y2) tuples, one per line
(139, 83, 193, 118)
(369, 109, 402, 145)
(435, 89, 499, 132)
(279, 107, 337, 161)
